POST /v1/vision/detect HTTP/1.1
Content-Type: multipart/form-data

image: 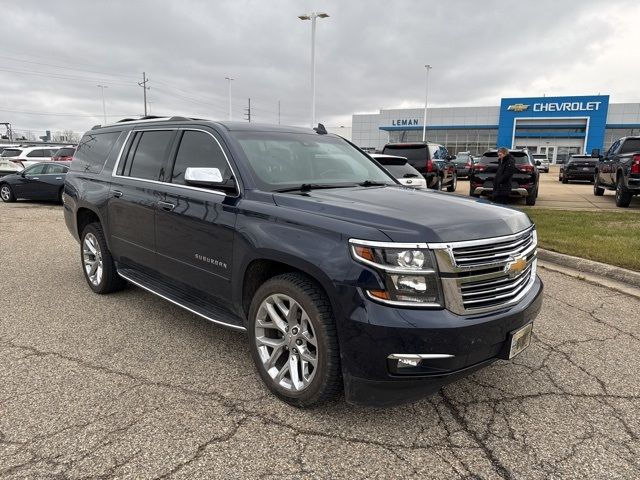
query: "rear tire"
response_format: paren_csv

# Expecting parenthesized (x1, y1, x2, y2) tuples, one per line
(525, 189, 537, 206)
(593, 174, 605, 196)
(615, 176, 632, 208)
(446, 173, 457, 192)
(248, 273, 342, 408)
(562, 175, 568, 184)
(0, 183, 16, 203)
(80, 223, 126, 294)
(431, 176, 442, 191)
(58, 187, 64, 204)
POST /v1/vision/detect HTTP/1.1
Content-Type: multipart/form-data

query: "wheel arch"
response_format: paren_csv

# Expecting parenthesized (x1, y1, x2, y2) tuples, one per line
(239, 256, 340, 323)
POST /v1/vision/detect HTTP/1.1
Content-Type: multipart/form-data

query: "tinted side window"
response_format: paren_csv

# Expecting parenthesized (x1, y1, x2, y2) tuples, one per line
(620, 139, 640, 154)
(170, 130, 229, 185)
(126, 130, 173, 181)
(72, 131, 121, 173)
(45, 164, 68, 174)
(27, 150, 43, 158)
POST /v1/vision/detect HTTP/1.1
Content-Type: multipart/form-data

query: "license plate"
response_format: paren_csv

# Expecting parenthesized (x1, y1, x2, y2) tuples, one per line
(508, 323, 533, 359)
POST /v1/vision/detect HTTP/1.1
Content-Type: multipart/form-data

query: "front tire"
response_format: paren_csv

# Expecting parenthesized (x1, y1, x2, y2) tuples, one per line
(0, 184, 16, 202)
(248, 273, 341, 407)
(80, 223, 126, 294)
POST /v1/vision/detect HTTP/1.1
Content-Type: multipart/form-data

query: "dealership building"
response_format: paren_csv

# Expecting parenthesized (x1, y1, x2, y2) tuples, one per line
(352, 95, 640, 163)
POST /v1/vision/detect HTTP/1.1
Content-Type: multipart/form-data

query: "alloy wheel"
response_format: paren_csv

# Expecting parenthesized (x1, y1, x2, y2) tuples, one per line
(82, 233, 103, 286)
(0, 185, 10, 201)
(254, 294, 318, 392)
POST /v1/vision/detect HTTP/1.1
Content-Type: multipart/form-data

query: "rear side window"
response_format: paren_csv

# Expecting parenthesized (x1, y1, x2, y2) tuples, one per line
(45, 164, 69, 174)
(27, 150, 44, 158)
(124, 130, 174, 181)
(620, 139, 640, 154)
(1, 149, 21, 157)
(170, 130, 229, 185)
(72, 132, 121, 174)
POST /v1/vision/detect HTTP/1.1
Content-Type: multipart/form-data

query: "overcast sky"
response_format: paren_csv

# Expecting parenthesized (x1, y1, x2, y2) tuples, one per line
(2, 0, 639, 137)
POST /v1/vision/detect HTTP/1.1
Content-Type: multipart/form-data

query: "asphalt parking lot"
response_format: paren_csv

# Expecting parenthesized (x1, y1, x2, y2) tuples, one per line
(455, 166, 640, 210)
(1, 201, 639, 479)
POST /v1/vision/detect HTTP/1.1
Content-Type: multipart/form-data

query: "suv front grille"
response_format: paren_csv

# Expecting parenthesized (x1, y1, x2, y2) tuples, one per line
(433, 227, 537, 315)
(451, 228, 535, 268)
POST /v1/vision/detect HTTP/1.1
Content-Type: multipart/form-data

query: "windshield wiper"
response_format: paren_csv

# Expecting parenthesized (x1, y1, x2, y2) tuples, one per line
(358, 180, 390, 187)
(274, 183, 352, 193)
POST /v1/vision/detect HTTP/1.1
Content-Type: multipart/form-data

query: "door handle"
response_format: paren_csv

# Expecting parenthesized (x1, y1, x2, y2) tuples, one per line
(112, 190, 123, 198)
(55, 177, 63, 180)
(157, 201, 175, 212)
(32, 177, 39, 180)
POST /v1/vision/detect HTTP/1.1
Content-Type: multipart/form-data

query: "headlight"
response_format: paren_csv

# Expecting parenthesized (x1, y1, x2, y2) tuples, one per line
(350, 241, 443, 307)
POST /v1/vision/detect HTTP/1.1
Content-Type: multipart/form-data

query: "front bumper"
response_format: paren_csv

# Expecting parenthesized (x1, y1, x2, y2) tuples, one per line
(339, 276, 543, 406)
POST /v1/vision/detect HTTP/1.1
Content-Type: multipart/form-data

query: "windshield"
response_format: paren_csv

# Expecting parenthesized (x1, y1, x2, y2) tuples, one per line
(54, 148, 76, 157)
(231, 131, 396, 191)
(384, 163, 421, 178)
(382, 144, 427, 162)
(479, 151, 531, 165)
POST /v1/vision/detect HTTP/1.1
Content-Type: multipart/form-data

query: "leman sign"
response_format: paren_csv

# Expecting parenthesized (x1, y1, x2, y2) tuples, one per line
(391, 119, 419, 126)
(533, 101, 602, 112)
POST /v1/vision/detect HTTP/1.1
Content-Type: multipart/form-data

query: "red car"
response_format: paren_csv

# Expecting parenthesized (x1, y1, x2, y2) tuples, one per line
(51, 146, 76, 162)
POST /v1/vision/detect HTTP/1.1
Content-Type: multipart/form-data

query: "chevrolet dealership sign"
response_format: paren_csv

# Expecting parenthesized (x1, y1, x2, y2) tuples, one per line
(533, 101, 602, 112)
(391, 118, 419, 126)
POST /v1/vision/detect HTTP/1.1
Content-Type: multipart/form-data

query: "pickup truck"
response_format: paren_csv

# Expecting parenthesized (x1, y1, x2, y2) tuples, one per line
(593, 136, 640, 207)
(63, 117, 543, 407)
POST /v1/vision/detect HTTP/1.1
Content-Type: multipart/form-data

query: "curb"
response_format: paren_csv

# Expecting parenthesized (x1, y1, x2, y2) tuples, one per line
(537, 248, 640, 289)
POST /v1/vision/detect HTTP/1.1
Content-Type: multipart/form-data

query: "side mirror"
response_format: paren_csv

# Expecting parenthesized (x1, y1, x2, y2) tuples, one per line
(184, 167, 235, 192)
(535, 160, 541, 166)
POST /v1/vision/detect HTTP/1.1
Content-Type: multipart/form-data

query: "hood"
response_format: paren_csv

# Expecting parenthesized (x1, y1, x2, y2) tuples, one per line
(273, 186, 532, 243)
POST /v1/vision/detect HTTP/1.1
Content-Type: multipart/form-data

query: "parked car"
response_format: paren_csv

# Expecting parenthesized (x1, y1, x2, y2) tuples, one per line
(381, 142, 457, 191)
(559, 154, 597, 183)
(531, 154, 550, 173)
(370, 154, 427, 189)
(593, 136, 640, 207)
(453, 151, 474, 178)
(0, 161, 70, 203)
(0, 146, 59, 170)
(63, 118, 542, 407)
(469, 149, 540, 205)
(51, 146, 77, 162)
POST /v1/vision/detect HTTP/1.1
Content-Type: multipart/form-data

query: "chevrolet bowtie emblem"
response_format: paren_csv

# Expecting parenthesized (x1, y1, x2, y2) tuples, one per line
(507, 103, 530, 112)
(506, 256, 527, 278)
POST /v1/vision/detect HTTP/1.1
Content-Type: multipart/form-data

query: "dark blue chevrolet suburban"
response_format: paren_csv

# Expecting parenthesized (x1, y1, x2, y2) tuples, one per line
(63, 117, 543, 407)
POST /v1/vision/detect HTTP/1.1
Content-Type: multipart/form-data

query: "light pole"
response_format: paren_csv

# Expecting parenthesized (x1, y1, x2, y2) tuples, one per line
(97, 84, 108, 125)
(422, 64, 432, 142)
(225, 77, 234, 120)
(298, 12, 329, 127)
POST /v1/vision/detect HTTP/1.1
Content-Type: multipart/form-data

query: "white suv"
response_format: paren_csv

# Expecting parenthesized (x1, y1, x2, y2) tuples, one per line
(0, 146, 58, 175)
